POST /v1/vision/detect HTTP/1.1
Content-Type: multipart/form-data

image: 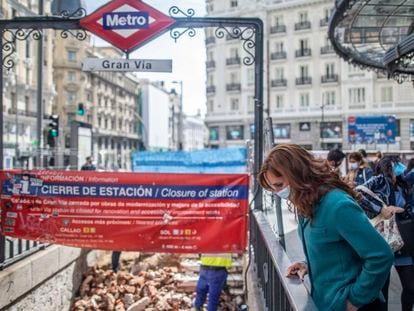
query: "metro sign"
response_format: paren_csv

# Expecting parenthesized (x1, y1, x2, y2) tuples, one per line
(80, 0, 176, 52)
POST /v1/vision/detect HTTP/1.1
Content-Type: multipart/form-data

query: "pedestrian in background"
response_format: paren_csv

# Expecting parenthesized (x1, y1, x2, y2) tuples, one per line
(344, 151, 373, 188)
(81, 156, 96, 171)
(258, 144, 393, 311)
(194, 253, 232, 311)
(359, 149, 375, 170)
(327, 148, 346, 176)
(358, 155, 414, 311)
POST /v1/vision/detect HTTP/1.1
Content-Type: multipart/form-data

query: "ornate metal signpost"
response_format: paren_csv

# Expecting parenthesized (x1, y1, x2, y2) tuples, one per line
(0, 0, 264, 266)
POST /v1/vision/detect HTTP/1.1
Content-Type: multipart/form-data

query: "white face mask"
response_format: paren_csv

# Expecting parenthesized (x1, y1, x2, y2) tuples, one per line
(276, 186, 290, 200)
(350, 163, 359, 170)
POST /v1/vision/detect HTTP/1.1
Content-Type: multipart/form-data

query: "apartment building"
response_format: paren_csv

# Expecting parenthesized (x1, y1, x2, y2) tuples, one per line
(205, 0, 414, 151)
(2, 0, 55, 168)
(53, 37, 141, 171)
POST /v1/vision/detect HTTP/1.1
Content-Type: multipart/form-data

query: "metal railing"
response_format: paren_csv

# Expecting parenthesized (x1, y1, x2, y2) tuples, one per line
(321, 74, 339, 83)
(0, 236, 47, 270)
(270, 51, 287, 60)
(206, 85, 216, 94)
(294, 21, 311, 31)
(271, 79, 287, 87)
(226, 83, 241, 92)
(296, 77, 312, 85)
(251, 210, 318, 311)
(320, 45, 334, 54)
(226, 57, 241, 66)
(206, 60, 216, 69)
(295, 49, 312, 58)
(270, 25, 286, 34)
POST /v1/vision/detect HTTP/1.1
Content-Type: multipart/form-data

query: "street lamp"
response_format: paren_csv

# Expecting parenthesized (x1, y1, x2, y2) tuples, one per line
(172, 80, 183, 150)
(320, 103, 325, 150)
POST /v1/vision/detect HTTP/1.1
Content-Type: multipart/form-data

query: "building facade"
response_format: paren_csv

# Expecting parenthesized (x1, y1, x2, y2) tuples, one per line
(53, 38, 141, 171)
(204, 0, 414, 151)
(2, 0, 55, 168)
(182, 113, 208, 151)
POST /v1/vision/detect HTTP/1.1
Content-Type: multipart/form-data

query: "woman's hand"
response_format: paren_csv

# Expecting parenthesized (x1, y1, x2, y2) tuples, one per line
(286, 262, 308, 281)
(380, 205, 405, 219)
(346, 300, 358, 311)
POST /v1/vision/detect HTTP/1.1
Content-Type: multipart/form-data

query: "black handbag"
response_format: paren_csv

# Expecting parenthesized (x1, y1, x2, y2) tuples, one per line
(396, 207, 414, 253)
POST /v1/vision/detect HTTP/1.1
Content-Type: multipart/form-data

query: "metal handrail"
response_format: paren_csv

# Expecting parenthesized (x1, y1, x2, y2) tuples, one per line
(251, 210, 318, 311)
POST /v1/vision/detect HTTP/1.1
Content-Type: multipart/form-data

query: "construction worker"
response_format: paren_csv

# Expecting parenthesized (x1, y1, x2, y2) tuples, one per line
(194, 253, 232, 311)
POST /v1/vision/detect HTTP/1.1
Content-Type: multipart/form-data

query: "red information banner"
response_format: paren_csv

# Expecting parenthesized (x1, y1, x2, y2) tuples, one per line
(0, 171, 249, 253)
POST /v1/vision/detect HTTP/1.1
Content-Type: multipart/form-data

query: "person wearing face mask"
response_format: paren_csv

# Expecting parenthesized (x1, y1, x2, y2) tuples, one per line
(327, 148, 346, 176)
(258, 144, 393, 311)
(357, 156, 414, 311)
(344, 152, 373, 188)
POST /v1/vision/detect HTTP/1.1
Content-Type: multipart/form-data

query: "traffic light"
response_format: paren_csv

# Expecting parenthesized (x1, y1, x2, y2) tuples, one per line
(48, 115, 59, 137)
(77, 103, 85, 116)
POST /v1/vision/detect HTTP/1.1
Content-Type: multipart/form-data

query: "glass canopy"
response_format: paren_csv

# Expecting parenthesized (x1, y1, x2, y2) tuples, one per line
(329, 0, 414, 80)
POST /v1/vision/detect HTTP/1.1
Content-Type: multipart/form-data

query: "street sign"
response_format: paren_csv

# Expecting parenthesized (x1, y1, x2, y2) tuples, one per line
(80, 0, 176, 52)
(82, 58, 172, 72)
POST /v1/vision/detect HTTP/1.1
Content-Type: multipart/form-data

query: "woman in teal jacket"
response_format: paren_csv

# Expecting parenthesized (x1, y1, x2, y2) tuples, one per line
(258, 144, 394, 311)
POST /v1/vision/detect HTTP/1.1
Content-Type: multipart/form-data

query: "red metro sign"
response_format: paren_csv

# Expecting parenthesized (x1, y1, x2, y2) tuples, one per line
(80, 0, 176, 52)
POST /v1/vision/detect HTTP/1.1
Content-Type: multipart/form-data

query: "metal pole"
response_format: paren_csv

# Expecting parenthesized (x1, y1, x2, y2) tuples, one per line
(254, 20, 264, 211)
(36, 0, 44, 168)
(320, 104, 325, 150)
(0, 29, 5, 267)
(178, 81, 183, 150)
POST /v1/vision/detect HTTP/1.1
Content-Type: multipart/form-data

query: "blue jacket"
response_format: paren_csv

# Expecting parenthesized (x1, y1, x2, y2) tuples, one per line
(354, 167, 373, 187)
(299, 189, 394, 311)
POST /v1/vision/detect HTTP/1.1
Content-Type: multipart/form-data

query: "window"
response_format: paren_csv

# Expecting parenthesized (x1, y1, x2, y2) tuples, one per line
(230, 0, 238, 8)
(275, 95, 284, 109)
(273, 15, 283, 26)
(275, 67, 284, 80)
(321, 122, 342, 138)
(230, 98, 239, 111)
(66, 91, 76, 103)
(381, 87, 393, 102)
(325, 63, 335, 76)
(208, 99, 214, 112)
(247, 68, 254, 85)
(68, 71, 76, 82)
(230, 47, 239, 58)
(25, 68, 30, 85)
(208, 74, 214, 85)
(299, 12, 308, 22)
(207, 51, 214, 61)
(323, 91, 336, 106)
(349, 88, 366, 104)
(209, 127, 219, 141)
(25, 40, 30, 58)
(299, 39, 309, 51)
(299, 65, 309, 77)
(409, 120, 414, 137)
(24, 96, 30, 111)
(273, 124, 291, 139)
(300, 93, 309, 107)
(230, 72, 238, 83)
(248, 96, 255, 114)
(324, 8, 331, 20)
(226, 125, 244, 140)
(275, 41, 284, 52)
(67, 50, 77, 62)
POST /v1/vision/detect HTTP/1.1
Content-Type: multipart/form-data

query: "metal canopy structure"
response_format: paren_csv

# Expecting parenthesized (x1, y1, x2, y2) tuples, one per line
(329, 0, 414, 81)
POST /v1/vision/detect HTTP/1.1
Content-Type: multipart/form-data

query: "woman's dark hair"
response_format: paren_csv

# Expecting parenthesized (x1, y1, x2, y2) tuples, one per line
(258, 144, 360, 220)
(407, 158, 414, 172)
(376, 155, 410, 197)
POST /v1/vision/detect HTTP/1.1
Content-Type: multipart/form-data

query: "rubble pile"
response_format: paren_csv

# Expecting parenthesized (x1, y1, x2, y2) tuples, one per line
(71, 253, 243, 311)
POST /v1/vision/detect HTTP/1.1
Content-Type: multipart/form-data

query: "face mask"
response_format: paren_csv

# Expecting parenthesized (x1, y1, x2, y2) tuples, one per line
(350, 163, 359, 170)
(393, 162, 406, 177)
(276, 186, 290, 200)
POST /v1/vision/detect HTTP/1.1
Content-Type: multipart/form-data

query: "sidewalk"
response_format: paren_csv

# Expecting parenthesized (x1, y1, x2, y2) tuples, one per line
(262, 201, 402, 310)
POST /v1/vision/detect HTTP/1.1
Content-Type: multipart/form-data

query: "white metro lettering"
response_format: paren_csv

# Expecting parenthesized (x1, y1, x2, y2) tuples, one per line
(103, 12, 149, 30)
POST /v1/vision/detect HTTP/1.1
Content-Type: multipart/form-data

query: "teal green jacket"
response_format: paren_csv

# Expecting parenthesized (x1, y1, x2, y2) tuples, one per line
(298, 189, 394, 311)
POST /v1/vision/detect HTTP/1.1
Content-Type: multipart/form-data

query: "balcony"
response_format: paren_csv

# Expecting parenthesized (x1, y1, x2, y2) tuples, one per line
(320, 45, 334, 55)
(226, 34, 237, 41)
(206, 60, 216, 69)
(270, 51, 287, 60)
(270, 25, 286, 34)
(295, 48, 312, 58)
(226, 83, 241, 92)
(320, 18, 329, 27)
(206, 85, 216, 94)
(321, 74, 339, 83)
(205, 36, 216, 45)
(8, 108, 37, 118)
(271, 79, 287, 88)
(294, 21, 311, 31)
(226, 57, 241, 66)
(296, 76, 312, 85)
